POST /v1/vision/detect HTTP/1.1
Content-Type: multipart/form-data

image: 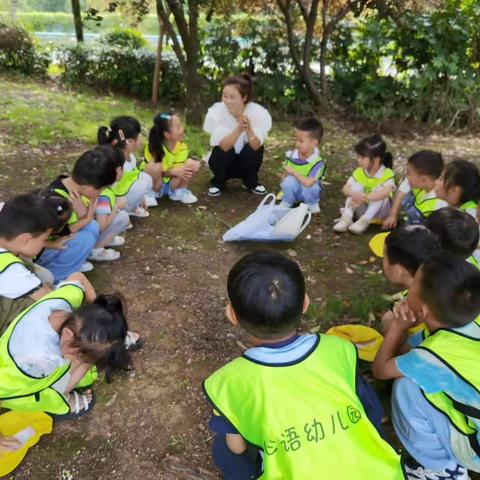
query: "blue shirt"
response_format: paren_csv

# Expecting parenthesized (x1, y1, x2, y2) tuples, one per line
(208, 334, 385, 436)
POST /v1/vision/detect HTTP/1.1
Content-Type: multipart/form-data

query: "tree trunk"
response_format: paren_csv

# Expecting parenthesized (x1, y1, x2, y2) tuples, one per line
(151, 21, 165, 108)
(319, 33, 328, 96)
(71, 0, 84, 43)
(184, 68, 207, 126)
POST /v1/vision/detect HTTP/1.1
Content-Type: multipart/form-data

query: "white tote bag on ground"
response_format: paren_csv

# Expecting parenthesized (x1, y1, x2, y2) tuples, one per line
(223, 194, 312, 242)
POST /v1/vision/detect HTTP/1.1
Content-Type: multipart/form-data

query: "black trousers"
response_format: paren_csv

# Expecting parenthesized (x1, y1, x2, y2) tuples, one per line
(208, 144, 264, 190)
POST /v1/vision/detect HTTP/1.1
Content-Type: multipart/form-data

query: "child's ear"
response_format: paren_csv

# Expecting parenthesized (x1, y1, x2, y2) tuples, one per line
(226, 304, 239, 327)
(61, 327, 75, 341)
(302, 294, 310, 314)
(16, 232, 33, 246)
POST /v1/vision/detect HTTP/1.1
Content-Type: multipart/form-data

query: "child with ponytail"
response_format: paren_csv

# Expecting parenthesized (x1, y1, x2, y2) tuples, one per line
(334, 135, 396, 234)
(97, 116, 154, 218)
(144, 113, 200, 204)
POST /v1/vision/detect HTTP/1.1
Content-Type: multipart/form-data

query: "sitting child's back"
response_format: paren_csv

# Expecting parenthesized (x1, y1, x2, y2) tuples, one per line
(203, 251, 404, 479)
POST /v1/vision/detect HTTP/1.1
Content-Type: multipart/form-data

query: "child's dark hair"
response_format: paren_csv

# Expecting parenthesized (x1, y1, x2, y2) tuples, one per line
(354, 134, 393, 168)
(223, 73, 253, 103)
(148, 112, 175, 163)
(95, 144, 125, 169)
(60, 293, 131, 383)
(0, 193, 65, 239)
(296, 117, 323, 142)
(427, 207, 479, 259)
(443, 160, 480, 205)
(97, 116, 141, 151)
(34, 189, 73, 235)
(408, 150, 444, 179)
(72, 148, 117, 190)
(227, 251, 305, 339)
(385, 225, 441, 276)
(418, 253, 480, 328)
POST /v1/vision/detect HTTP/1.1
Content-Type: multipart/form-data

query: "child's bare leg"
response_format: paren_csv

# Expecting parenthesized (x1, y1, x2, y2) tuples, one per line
(145, 163, 163, 192)
(66, 272, 96, 302)
(169, 177, 187, 191)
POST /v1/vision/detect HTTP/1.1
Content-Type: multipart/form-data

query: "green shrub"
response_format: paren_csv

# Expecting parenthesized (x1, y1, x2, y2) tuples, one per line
(100, 27, 148, 49)
(0, 19, 49, 75)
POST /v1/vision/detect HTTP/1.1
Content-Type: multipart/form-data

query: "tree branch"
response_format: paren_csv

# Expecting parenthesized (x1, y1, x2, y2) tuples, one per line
(276, 0, 303, 72)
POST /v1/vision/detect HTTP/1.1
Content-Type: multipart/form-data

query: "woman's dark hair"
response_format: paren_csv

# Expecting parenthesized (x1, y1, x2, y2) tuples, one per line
(408, 150, 444, 178)
(223, 73, 253, 103)
(148, 112, 174, 163)
(95, 144, 125, 169)
(0, 193, 67, 239)
(443, 160, 480, 205)
(227, 251, 305, 339)
(385, 225, 441, 276)
(72, 148, 117, 189)
(97, 116, 141, 151)
(419, 253, 480, 328)
(354, 134, 393, 168)
(61, 293, 131, 383)
(427, 207, 479, 258)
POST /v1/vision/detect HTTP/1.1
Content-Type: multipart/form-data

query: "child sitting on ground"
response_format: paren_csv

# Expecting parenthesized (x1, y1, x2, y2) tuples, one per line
(370, 225, 440, 335)
(98, 116, 154, 216)
(426, 207, 479, 269)
(143, 112, 200, 204)
(434, 160, 480, 221)
(203, 251, 405, 479)
(383, 150, 447, 229)
(38, 148, 117, 278)
(0, 278, 130, 419)
(92, 145, 131, 262)
(0, 193, 74, 334)
(279, 117, 325, 214)
(334, 134, 395, 234)
(373, 254, 480, 479)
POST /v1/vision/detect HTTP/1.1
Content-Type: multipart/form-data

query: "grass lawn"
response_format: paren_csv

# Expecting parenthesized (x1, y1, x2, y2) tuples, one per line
(1, 73, 480, 479)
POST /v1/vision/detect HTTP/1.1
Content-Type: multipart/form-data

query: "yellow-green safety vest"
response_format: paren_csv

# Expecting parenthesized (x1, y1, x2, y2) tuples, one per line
(0, 251, 24, 274)
(204, 334, 405, 479)
(286, 154, 325, 181)
(100, 187, 117, 211)
(143, 143, 189, 184)
(411, 188, 445, 218)
(419, 326, 480, 457)
(459, 200, 478, 213)
(467, 255, 480, 270)
(352, 167, 395, 194)
(112, 169, 141, 197)
(0, 285, 85, 415)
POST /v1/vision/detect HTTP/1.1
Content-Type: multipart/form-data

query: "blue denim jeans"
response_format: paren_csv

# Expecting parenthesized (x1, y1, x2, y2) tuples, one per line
(281, 175, 321, 206)
(37, 220, 99, 283)
(402, 192, 426, 225)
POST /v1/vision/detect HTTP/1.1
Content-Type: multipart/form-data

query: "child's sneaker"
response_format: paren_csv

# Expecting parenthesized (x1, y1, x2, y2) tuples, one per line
(279, 200, 292, 208)
(308, 202, 321, 214)
(126, 222, 133, 230)
(79, 261, 94, 273)
(348, 215, 371, 235)
(333, 213, 353, 232)
(208, 186, 221, 197)
(170, 188, 198, 204)
(144, 193, 158, 208)
(404, 461, 469, 480)
(106, 235, 125, 248)
(89, 248, 120, 262)
(128, 206, 150, 218)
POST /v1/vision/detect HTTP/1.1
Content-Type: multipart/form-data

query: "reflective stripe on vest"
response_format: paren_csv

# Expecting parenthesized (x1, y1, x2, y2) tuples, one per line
(352, 167, 395, 194)
(286, 155, 325, 181)
(0, 251, 24, 274)
(100, 187, 117, 210)
(418, 326, 480, 455)
(203, 334, 404, 479)
(0, 285, 85, 406)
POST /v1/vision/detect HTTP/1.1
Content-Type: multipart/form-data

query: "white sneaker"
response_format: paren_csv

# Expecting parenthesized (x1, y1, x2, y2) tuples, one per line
(106, 235, 125, 248)
(170, 188, 198, 204)
(89, 248, 120, 262)
(308, 203, 321, 214)
(348, 215, 371, 235)
(333, 213, 353, 232)
(243, 184, 267, 195)
(208, 186, 221, 197)
(144, 193, 158, 208)
(404, 463, 469, 480)
(79, 261, 94, 273)
(126, 222, 133, 230)
(279, 200, 292, 208)
(128, 206, 149, 218)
